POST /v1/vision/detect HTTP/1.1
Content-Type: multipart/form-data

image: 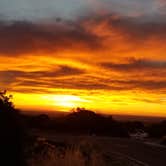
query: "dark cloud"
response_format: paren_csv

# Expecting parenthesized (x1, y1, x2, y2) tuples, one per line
(101, 58, 166, 71)
(79, 13, 166, 40)
(0, 20, 101, 55)
(0, 65, 84, 84)
(3, 72, 165, 93)
(0, 13, 166, 55)
(17, 78, 166, 93)
(58, 77, 166, 91)
(111, 79, 166, 90)
(17, 79, 111, 91)
(103, 14, 166, 40)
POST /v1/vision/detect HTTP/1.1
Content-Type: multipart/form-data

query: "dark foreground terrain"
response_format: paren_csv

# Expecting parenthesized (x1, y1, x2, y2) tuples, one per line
(29, 130, 166, 166)
(25, 109, 166, 166)
(1, 92, 166, 166)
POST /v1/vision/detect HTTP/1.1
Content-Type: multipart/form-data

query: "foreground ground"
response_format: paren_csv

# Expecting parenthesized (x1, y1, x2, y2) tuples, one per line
(28, 130, 166, 166)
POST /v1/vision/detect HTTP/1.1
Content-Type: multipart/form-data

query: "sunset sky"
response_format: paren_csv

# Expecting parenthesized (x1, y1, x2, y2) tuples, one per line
(0, 0, 166, 117)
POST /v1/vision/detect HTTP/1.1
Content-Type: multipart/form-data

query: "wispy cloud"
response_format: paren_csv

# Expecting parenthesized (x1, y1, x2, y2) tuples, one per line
(101, 58, 166, 71)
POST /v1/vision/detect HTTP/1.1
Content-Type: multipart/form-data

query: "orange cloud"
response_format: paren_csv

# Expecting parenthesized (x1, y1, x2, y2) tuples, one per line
(0, 13, 166, 116)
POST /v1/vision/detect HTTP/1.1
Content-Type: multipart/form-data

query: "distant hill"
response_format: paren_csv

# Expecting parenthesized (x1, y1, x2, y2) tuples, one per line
(113, 114, 166, 124)
(21, 109, 166, 124)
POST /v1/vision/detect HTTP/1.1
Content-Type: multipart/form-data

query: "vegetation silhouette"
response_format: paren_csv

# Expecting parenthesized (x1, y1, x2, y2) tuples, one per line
(26, 108, 166, 140)
(26, 107, 129, 137)
(0, 90, 26, 166)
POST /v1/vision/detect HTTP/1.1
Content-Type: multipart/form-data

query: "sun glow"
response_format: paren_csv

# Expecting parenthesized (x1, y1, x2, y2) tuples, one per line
(53, 95, 84, 108)
(10, 91, 166, 117)
(41, 94, 89, 110)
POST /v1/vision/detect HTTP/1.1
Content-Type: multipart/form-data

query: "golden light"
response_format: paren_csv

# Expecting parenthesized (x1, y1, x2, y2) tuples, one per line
(11, 91, 166, 117)
(41, 94, 89, 110)
(53, 95, 84, 108)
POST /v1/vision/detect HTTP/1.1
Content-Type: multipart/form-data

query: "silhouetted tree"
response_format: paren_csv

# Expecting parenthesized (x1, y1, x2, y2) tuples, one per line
(64, 108, 129, 137)
(0, 90, 26, 166)
(0, 90, 14, 111)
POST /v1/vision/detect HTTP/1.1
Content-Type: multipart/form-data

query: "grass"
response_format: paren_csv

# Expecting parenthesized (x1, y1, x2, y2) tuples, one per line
(27, 136, 142, 166)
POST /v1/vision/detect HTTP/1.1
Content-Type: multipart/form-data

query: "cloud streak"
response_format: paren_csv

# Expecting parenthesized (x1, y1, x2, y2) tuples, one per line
(0, 65, 84, 85)
(101, 58, 166, 71)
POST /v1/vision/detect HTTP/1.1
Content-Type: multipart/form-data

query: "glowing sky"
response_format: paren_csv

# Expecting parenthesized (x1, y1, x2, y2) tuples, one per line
(0, 0, 166, 116)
